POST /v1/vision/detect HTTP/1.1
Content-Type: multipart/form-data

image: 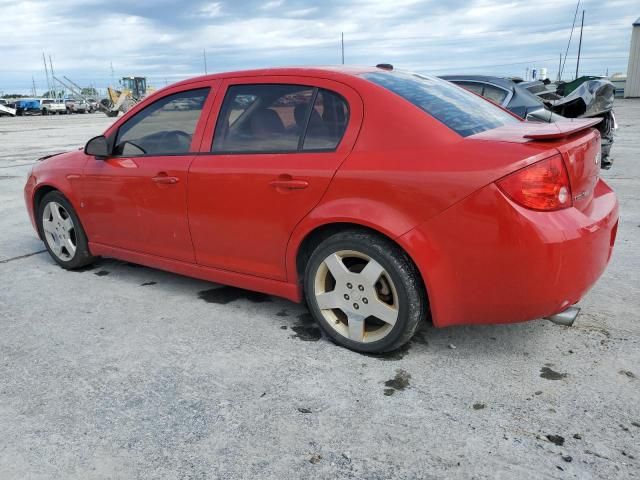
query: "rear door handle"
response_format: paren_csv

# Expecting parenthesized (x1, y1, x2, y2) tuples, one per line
(152, 173, 179, 184)
(269, 178, 309, 190)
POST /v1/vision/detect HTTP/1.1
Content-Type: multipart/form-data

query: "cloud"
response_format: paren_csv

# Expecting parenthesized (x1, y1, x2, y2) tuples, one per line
(284, 7, 318, 18)
(0, 0, 637, 93)
(198, 2, 223, 17)
(260, 0, 284, 10)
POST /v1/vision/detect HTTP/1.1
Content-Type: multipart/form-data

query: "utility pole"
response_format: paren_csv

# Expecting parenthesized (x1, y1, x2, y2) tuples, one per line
(557, 53, 562, 81)
(575, 10, 584, 79)
(341, 32, 345, 64)
(203, 48, 208, 74)
(32, 77, 37, 97)
(110, 62, 115, 87)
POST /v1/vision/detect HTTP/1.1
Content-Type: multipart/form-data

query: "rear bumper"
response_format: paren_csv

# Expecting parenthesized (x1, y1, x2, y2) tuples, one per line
(400, 179, 618, 328)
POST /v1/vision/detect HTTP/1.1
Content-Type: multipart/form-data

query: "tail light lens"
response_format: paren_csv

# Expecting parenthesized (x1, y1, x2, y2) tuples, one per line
(497, 154, 572, 211)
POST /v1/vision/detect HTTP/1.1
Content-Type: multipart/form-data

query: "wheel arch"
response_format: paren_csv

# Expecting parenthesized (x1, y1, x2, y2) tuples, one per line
(290, 221, 431, 314)
(32, 184, 83, 238)
(32, 185, 59, 238)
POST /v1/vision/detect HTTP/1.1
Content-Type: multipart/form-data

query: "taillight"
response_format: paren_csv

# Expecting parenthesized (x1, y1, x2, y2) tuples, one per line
(497, 154, 572, 211)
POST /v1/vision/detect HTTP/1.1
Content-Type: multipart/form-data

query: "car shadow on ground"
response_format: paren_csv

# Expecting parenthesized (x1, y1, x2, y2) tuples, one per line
(59, 256, 552, 361)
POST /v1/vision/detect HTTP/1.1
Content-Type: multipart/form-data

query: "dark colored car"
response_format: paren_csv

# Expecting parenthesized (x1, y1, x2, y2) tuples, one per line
(440, 75, 562, 122)
(440, 75, 614, 168)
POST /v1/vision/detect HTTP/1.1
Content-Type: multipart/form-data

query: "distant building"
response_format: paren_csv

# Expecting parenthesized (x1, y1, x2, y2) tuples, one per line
(625, 17, 640, 97)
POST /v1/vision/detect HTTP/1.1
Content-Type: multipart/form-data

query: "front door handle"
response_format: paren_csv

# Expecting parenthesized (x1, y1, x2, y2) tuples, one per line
(152, 173, 179, 185)
(269, 177, 309, 190)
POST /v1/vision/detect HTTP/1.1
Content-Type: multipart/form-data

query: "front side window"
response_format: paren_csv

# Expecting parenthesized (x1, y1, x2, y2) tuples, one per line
(362, 71, 518, 137)
(114, 88, 210, 156)
(212, 84, 349, 153)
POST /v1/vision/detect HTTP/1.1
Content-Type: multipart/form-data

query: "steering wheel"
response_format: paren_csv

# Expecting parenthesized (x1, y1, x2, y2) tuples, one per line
(160, 130, 192, 151)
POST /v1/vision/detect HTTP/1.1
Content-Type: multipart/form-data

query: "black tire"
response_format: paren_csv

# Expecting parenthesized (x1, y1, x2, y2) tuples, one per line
(304, 230, 427, 353)
(37, 191, 95, 270)
(42, 109, 48, 116)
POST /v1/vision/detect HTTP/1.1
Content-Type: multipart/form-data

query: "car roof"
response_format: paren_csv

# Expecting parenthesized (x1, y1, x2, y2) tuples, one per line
(439, 75, 518, 90)
(172, 66, 379, 88)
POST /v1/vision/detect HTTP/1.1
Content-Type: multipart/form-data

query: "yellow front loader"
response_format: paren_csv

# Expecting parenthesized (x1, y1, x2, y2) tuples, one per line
(100, 77, 155, 117)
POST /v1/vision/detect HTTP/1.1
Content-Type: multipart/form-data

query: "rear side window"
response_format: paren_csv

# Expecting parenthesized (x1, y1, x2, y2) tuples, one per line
(482, 84, 509, 104)
(453, 81, 509, 106)
(115, 88, 209, 156)
(302, 89, 349, 150)
(455, 81, 483, 95)
(213, 84, 313, 153)
(212, 84, 349, 153)
(362, 71, 518, 137)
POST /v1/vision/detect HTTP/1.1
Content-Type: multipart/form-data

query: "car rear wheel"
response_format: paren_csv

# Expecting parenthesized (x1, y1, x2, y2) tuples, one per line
(304, 230, 426, 353)
(38, 191, 95, 269)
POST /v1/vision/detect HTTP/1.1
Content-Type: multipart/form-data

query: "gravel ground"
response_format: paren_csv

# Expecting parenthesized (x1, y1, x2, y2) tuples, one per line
(0, 105, 638, 480)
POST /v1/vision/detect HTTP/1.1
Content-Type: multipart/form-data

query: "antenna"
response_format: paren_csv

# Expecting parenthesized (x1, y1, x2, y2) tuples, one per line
(575, 10, 584, 79)
(341, 32, 345, 65)
(203, 48, 208, 74)
(560, 0, 580, 79)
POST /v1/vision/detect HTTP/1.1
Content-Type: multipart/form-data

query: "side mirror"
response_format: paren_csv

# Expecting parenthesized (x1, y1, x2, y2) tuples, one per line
(85, 135, 109, 159)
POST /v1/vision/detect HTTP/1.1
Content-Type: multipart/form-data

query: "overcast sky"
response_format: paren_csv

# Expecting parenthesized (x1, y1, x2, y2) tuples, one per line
(0, 0, 638, 94)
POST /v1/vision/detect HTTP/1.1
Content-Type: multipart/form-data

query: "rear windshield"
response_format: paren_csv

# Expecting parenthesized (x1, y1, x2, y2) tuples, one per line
(362, 71, 519, 137)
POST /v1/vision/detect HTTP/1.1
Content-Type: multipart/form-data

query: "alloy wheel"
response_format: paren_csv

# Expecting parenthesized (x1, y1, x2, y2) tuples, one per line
(42, 201, 77, 261)
(313, 250, 399, 343)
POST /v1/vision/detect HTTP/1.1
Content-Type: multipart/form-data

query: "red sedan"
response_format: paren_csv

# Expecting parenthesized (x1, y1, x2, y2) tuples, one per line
(24, 66, 618, 353)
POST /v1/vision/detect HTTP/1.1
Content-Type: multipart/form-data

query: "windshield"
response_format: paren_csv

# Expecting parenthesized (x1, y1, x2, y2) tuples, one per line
(362, 70, 519, 137)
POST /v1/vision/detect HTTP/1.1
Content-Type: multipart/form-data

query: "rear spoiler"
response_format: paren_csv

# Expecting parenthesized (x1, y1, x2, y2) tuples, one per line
(523, 118, 601, 140)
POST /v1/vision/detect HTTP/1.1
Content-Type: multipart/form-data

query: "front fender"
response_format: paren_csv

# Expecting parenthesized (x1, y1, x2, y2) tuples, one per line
(28, 151, 88, 235)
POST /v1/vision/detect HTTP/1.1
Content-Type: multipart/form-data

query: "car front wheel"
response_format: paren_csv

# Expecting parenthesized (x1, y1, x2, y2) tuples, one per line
(38, 191, 95, 269)
(304, 230, 427, 353)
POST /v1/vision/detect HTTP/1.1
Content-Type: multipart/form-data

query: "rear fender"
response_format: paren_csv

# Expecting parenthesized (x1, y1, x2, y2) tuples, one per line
(285, 198, 417, 282)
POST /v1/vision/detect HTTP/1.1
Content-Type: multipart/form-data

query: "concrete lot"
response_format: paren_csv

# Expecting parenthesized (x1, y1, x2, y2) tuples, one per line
(0, 105, 638, 480)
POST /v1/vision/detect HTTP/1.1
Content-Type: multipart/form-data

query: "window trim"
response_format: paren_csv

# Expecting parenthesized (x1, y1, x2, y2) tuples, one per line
(210, 83, 350, 156)
(109, 87, 211, 158)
